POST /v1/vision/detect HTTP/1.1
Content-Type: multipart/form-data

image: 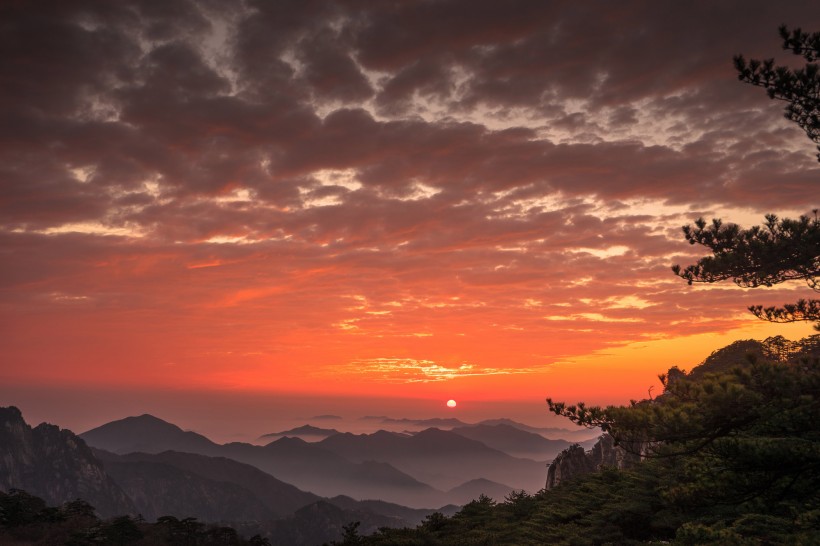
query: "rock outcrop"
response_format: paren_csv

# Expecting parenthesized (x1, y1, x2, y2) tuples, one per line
(0, 406, 134, 517)
(545, 433, 640, 489)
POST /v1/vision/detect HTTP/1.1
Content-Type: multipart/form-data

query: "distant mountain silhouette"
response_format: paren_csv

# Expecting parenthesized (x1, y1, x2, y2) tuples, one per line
(94, 449, 320, 519)
(318, 428, 545, 491)
(0, 407, 464, 543)
(248, 437, 442, 507)
(259, 424, 340, 441)
(476, 418, 601, 441)
(361, 416, 470, 428)
(100, 458, 273, 522)
(263, 499, 408, 545)
(80, 414, 443, 508)
(358, 415, 599, 441)
(80, 414, 220, 455)
(327, 495, 459, 525)
(0, 406, 134, 518)
(445, 478, 516, 505)
(450, 423, 573, 460)
(258, 493, 461, 544)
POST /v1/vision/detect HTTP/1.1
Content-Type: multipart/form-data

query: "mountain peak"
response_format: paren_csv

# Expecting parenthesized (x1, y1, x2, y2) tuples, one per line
(80, 414, 217, 455)
(259, 424, 341, 441)
(0, 406, 134, 517)
(135, 413, 169, 421)
(0, 405, 23, 420)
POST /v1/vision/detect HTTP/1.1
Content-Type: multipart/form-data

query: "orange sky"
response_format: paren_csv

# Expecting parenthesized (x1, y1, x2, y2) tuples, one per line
(1, 1, 819, 437)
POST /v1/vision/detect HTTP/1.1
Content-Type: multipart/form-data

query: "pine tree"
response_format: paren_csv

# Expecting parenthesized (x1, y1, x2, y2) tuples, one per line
(672, 212, 820, 329)
(734, 25, 820, 160)
(673, 25, 820, 330)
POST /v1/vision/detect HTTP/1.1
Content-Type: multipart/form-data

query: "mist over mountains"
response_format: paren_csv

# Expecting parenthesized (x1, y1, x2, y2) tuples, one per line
(77, 412, 582, 507)
(1, 402, 585, 543)
(355, 416, 599, 442)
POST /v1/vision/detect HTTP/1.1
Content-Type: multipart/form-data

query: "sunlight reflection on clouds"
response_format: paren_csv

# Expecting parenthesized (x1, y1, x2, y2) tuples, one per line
(344, 357, 541, 383)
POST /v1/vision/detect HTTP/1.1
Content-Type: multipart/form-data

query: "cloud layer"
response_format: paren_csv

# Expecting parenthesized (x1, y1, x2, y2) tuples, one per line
(2, 0, 818, 395)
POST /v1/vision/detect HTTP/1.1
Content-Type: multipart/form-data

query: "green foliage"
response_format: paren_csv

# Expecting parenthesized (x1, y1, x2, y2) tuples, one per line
(677, 25, 820, 332)
(672, 214, 819, 289)
(551, 350, 820, 541)
(556, 357, 820, 499)
(359, 465, 677, 545)
(329, 521, 363, 545)
(248, 534, 272, 546)
(105, 515, 144, 544)
(0, 489, 51, 528)
(671, 213, 820, 330)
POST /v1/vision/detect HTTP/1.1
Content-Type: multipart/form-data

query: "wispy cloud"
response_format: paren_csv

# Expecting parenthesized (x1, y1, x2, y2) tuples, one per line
(343, 358, 540, 383)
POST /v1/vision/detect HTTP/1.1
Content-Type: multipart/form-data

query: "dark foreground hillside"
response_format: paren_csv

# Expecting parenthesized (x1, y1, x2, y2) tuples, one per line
(0, 488, 271, 546)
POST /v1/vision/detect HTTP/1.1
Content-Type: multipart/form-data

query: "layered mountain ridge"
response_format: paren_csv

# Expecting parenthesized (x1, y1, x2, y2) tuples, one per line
(78, 413, 560, 505)
(0, 407, 466, 543)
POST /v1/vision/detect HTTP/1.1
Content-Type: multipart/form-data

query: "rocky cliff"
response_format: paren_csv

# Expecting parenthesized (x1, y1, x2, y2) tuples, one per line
(0, 406, 134, 517)
(545, 433, 640, 489)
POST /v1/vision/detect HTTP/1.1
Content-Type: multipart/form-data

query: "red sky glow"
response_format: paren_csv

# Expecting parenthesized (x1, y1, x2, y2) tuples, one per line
(1, 0, 818, 437)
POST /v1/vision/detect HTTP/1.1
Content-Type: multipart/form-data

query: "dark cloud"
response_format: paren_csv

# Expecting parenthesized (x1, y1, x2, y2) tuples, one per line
(297, 28, 374, 103)
(2, 0, 819, 389)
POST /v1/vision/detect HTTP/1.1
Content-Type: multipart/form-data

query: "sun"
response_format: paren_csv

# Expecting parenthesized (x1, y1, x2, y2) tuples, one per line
(446, 399, 457, 408)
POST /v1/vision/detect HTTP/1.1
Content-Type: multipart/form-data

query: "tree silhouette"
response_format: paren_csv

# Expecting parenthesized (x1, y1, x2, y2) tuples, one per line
(672, 25, 820, 330)
(734, 25, 820, 160)
(672, 212, 820, 329)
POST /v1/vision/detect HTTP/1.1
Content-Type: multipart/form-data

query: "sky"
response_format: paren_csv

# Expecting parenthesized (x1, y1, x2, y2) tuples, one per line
(1, 0, 818, 441)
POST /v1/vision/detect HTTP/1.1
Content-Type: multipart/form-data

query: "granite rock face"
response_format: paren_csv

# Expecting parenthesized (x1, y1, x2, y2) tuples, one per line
(0, 406, 134, 517)
(545, 433, 640, 489)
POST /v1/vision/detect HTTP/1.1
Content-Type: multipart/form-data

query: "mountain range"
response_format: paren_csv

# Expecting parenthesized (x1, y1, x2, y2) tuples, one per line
(315, 427, 544, 491)
(93, 449, 321, 521)
(78, 413, 568, 505)
(0, 406, 467, 543)
(450, 423, 588, 460)
(80, 414, 442, 507)
(0, 403, 608, 546)
(358, 416, 599, 442)
(0, 404, 601, 542)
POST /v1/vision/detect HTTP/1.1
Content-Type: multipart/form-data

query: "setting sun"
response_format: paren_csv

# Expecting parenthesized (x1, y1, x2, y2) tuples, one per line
(447, 399, 457, 408)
